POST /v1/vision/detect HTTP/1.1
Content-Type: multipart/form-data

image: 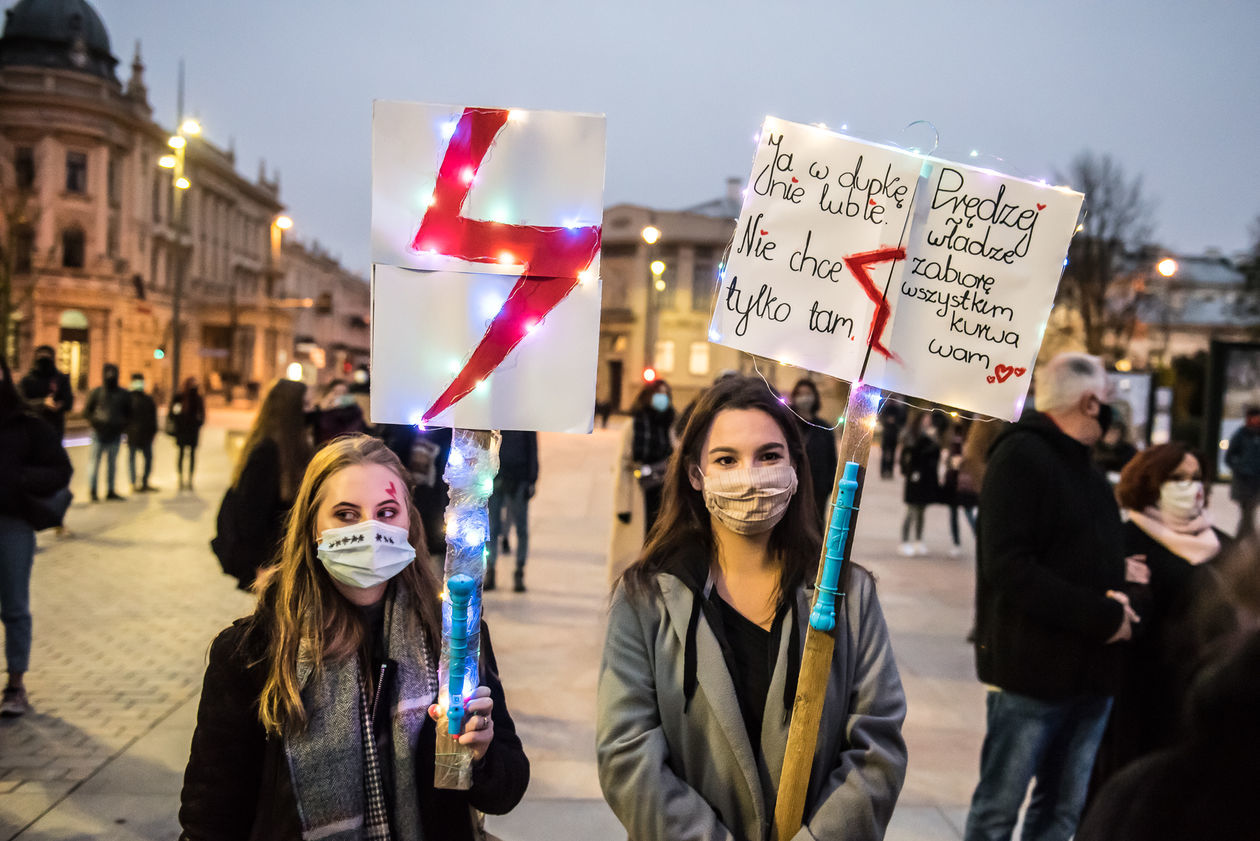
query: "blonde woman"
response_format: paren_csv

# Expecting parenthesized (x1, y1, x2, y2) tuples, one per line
(181, 434, 528, 840)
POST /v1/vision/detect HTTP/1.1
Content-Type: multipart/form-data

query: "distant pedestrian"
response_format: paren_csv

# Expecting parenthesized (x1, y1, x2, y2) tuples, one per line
(487, 430, 538, 592)
(1225, 406, 1260, 536)
(84, 363, 131, 501)
(898, 412, 941, 556)
(943, 420, 978, 558)
(309, 378, 368, 447)
(19, 345, 73, 439)
(964, 353, 1137, 841)
(631, 379, 675, 537)
(0, 357, 73, 717)
(125, 373, 159, 493)
(169, 378, 206, 490)
(182, 434, 529, 838)
(790, 378, 839, 522)
(211, 379, 311, 590)
(1087, 443, 1228, 801)
(597, 376, 907, 840)
(1093, 412, 1138, 479)
(878, 398, 907, 480)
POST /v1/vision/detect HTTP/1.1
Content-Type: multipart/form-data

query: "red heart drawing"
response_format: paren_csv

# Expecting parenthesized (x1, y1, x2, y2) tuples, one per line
(759, 230, 768, 236)
(869, 199, 877, 206)
(986, 376, 996, 384)
(1014, 367, 1027, 377)
(1036, 203, 1046, 211)
(994, 364, 1016, 383)
(791, 177, 799, 183)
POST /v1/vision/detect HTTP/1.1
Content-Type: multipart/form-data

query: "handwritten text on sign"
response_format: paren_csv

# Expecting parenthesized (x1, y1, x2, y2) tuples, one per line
(709, 119, 924, 383)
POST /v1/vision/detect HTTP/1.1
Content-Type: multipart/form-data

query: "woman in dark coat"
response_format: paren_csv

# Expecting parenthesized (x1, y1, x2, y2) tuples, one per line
(630, 379, 675, 537)
(181, 434, 528, 840)
(1086, 442, 1229, 801)
(170, 378, 206, 490)
(789, 378, 839, 523)
(898, 412, 941, 556)
(0, 357, 72, 717)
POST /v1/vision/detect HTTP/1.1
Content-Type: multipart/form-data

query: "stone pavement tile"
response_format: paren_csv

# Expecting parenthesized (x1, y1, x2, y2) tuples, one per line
(886, 805, 963, 841)
(484, 798, 623, 841)
(6, 796, 178, 841)
(0, 782, 76, 839)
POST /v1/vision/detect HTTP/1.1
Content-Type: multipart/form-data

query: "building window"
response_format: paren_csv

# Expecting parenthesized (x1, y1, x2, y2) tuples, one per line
(654, 340, 675, 374)
(692, 247, 718, 313)
(14, 226, 34, 274)
(689, 342, 710, 376)
(315, 292, 333, 314)
(152, 173, 162, 222)
(65, 151, 88, 194)
(62, 228, 86, 268)
(107, 155, 120, 205)
(15, 147, 34, 189)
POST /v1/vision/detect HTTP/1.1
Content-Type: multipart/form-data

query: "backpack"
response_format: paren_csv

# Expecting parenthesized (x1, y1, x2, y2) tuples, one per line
(210, 486, 250, 585)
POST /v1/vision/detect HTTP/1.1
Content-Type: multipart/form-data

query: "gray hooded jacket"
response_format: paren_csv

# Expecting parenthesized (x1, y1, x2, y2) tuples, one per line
(597, 567, 907, 841)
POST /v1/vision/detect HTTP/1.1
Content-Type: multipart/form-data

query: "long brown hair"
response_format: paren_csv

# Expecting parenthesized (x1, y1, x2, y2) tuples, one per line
(1116, 442, 1198, 511)
(251, 433, 443, 736)
(618, 375, 823, 605)
(232, 378, 312, 500)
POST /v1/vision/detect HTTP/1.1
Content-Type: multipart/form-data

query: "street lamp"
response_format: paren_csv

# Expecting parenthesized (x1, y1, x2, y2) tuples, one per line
(651, 260, 666, 291)
(641, 224, 665, 377)
(159, 117, 200, 399)
(1157, 258, 1178, 278)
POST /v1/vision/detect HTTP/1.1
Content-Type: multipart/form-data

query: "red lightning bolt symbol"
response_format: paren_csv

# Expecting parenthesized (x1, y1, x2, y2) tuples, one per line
(842, 246, 906, 362)
(411, 108, 601, 423)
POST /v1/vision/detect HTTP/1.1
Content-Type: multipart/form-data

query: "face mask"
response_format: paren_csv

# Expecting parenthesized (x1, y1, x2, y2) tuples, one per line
(1159, 479, 1204, 523)
(130, 380, 145, 392)
(700, 464, 798, 536)
(651, 392, 670, 413)
(336, 393, 357, 408)
(35, 357, 55, 375)
(792, 394, 816, 413)
(1095, 402, 1114, 436)
(316, 520, 415, 589)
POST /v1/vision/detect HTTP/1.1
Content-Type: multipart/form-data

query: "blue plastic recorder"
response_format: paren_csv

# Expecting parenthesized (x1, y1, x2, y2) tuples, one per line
(446, 573, 476, 735)
(809, 461, 860, 632)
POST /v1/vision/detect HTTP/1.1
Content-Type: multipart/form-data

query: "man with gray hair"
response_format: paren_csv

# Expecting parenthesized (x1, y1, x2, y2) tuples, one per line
(964, 352, 1142, 841)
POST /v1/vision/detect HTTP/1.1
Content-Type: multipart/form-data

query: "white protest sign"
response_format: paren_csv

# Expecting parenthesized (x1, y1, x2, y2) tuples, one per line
(709, 118, 923, 381)
(370, 101, 606, 433)
(864, 161, 1083, 419)
(709, 117, 1082, 421)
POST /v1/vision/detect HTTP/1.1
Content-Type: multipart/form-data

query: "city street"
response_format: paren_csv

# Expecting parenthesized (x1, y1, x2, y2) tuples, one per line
(1, 412, 1239, 840)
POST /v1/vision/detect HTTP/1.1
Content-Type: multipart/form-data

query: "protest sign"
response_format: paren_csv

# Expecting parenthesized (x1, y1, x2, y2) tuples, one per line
(370, 101, 606, 432)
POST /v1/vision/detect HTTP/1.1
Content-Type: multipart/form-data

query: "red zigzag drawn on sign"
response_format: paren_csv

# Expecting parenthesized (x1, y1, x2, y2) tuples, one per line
(842, 246, 906, 362)
(409, 107, 602, 423)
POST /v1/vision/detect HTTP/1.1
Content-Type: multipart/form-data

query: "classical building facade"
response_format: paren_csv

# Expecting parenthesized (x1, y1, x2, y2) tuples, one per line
(0, 0, 298, 402)
(280, 237, 370, 387)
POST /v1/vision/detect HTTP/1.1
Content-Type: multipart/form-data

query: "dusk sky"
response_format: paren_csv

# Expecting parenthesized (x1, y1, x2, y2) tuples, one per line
(93, 0, 1260, 275)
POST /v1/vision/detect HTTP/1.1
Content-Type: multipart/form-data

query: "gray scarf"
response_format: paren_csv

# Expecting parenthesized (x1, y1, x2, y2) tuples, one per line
(285, 585, 437, 841)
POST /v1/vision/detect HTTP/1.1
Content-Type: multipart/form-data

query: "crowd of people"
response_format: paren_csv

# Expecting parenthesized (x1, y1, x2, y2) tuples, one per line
(3, 347, 1260, 840)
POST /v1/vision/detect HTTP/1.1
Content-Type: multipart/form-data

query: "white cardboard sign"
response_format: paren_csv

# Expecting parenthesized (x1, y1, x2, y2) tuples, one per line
(709, 117, 1083, 420)
(370, 100, 606, 432)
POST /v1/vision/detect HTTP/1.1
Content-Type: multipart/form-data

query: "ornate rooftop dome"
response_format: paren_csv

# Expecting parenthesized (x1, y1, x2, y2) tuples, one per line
(0, 0, 117, 81)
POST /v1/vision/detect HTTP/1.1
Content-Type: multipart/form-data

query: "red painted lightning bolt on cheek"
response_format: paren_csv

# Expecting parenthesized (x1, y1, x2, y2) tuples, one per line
(842, 246, 906, 362)
(411, 107, 602, 422)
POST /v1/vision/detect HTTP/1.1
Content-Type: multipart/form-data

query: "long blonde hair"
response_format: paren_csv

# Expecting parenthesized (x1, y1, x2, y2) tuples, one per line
(251, 433, 443, 736)
(231, 378, 312, 500)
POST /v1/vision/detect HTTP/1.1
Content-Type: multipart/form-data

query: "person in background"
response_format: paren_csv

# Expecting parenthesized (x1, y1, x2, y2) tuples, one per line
(0, 357, 73, 717)
(1225, 405, 1260, 537)
(1094, 411, 1138, 480)
(789, 378, 839, 522)
(597, 376, 906, 840)
(878, 398, 907, 480)
(1087, 443, 1229, 801)
(84, 363, 131, 502)
(126, 373, 159, 493)
(631, 379, 675, 537)
(19, 345, 73, 440)
(898, 411, 941, 557)
(181, 434, 528, 838)
(487, 430, 539, 593)
(943, 419, 978, 558)
(382, 424, 453, 563)
(963, 353, 1140, 841)
(309, 378, 368, 447)
(211, 379, 312, 590)
(170, 378, 206, 490)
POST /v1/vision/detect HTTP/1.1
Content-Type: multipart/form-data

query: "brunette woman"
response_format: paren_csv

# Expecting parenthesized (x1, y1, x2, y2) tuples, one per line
(597, 376, 906, 841)
(181, 433, 528, 839)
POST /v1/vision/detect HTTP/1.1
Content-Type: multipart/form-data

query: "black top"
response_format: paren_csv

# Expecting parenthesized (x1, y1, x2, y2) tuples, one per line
(126, 390, 159, 444)
(0, 409, 73, 520)
(713, 595, 775, 749)
(799, 418, 839, 518)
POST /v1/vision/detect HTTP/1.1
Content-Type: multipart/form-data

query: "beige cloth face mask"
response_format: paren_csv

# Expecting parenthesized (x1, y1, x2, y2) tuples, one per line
(699, 464, 799, 536)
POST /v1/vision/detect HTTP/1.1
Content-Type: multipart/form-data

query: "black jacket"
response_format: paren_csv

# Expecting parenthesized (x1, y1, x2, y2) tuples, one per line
(126, 391, 159, 445)
(0, 409, 73, 521)
(798, 418, 838, 518)
(179, 617, 528, 841)
(212, 439, 289, 589)
(900, 433, 941, 506)
(19, 365, 73, 436)
(974, 411, 1127, 699)
(171, 391, 206, 447)
(497, 430, 539, 491)
(85, 383, 131, 442)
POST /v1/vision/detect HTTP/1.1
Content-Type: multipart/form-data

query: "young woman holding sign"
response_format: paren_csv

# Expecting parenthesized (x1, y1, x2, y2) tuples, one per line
(597, 376, 907, 841)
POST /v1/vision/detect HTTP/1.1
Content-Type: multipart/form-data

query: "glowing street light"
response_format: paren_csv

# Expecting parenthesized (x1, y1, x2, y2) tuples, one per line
(274, 215, 294, 231)
(179, 118, 202, 136)
(1157, 258, 1178, 277)
(641, 225, 661, 245)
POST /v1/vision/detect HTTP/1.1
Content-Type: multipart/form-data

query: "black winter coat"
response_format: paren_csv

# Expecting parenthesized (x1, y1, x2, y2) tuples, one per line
(126, 391, 159, 445)
(0, 409, 73, 522)
(19, 366, 73, 436)
(179, 617, 528, 841)
(497, 430, 539, 491)
(798, 417, 839, 518)
(170, 391, 206, 447)
(974, 411, 1127, 699)
(212, 439, 290, 589)
(85, 383, 131, 442)
(900, 433, 941, 506)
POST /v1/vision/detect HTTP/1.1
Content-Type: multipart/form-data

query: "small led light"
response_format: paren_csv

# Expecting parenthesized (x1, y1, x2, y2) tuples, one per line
(440, 120, 458, 139)
(525, 320, 540, 335)
(970, 150, 979, 158)
(578, 269, 595, 285)
(498, 251, 515, 265)
(507, 109, 527, 122)
(461, 166, 475, 184)
(708, 329, 722, 342)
